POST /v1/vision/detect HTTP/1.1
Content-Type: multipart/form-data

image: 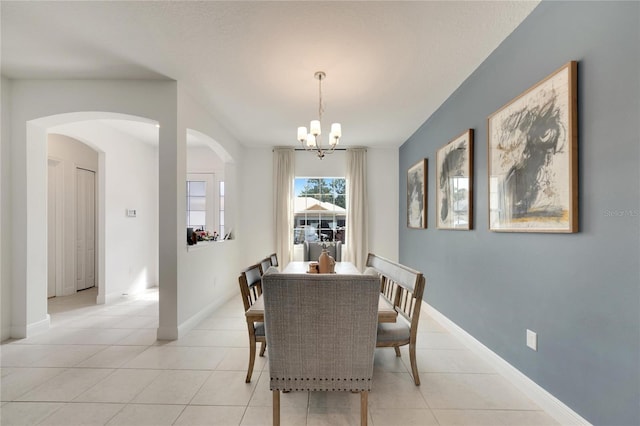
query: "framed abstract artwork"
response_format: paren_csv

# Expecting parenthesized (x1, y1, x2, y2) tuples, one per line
(407, 158, 427, 229)
(436, 129, 474, 230)
(488, 61, 578, 233)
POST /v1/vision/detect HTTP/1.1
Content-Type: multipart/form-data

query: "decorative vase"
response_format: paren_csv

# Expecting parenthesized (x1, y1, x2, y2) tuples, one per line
(318, 249, 335, 273)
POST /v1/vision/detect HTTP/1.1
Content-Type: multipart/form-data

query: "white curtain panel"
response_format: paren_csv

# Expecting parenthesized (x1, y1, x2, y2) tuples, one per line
(273, 148, 295, 268)
(345, 148, 368, 271)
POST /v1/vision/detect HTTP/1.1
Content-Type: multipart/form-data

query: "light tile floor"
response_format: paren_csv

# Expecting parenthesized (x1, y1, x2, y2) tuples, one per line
(1, 288, 560, 425)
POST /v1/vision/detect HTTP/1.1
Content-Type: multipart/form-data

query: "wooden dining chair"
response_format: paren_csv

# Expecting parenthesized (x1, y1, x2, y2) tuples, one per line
(262, 271, 380, 426)
(238, 263, 266, 382)
(259, 257, 272, 275)
(269, 252, 279, 268)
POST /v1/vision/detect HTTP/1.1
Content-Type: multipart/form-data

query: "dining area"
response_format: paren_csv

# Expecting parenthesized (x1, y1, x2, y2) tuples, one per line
(238, 249, 426, 426)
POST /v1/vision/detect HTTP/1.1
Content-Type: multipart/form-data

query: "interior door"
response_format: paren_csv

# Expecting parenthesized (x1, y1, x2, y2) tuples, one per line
(76, 168, 96, 291)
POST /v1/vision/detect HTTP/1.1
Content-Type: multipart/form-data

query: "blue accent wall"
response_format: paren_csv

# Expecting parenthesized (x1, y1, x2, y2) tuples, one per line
(398, 2, 639, 425)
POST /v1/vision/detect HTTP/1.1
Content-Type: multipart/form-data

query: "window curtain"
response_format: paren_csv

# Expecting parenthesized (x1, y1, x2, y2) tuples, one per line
(345, 148, 368, 271)
(273, 147, 295, 269)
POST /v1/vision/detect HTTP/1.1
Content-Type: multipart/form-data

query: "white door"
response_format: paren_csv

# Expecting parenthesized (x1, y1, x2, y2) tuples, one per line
(47, 160, 60, 298)
(76, 168, 96, 291)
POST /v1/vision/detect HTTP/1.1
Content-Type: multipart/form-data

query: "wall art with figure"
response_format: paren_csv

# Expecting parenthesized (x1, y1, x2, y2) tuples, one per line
(407, 158, 427, 229)
(488, 61, 578, 232)
(436, 129, 474, 230)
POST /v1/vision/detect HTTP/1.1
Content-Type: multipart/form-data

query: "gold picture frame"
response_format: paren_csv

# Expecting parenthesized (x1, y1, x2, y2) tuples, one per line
(407, 159, 427, 229)
(436, 129, 474, 230)
(488, 61, 578, 233)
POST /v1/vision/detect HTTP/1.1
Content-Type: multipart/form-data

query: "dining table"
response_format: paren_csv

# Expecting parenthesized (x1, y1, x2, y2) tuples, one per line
(245, 261, 398, 325)
(282, 260, 360, 274)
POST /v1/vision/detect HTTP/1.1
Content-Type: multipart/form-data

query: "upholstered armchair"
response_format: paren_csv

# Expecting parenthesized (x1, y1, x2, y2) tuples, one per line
(261, 270, 379, 426)
(303, 241, 342, 262)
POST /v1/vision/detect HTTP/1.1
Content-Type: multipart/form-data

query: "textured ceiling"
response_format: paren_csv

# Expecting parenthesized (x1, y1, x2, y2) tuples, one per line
(1, 1, 539, 148)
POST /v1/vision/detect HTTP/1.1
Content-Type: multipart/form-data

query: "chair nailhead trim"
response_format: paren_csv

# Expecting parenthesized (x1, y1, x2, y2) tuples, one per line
(271, 377, 369, 381)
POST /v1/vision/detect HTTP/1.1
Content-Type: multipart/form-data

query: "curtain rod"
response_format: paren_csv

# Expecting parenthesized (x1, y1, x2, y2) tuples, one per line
(271, 148, 367, 152)
(293, 148, 348, 151)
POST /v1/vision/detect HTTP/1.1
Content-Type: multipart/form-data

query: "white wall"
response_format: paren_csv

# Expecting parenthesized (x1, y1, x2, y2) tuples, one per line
(101, 129, 158, 297)
(1, 77, 12, 341)
(239, 147, 274, 265)
(240, 147, 399, 269)
(295, 149, 346, 177)
(187, 146, 225, 172)
(174, 84, 243, 335)
(47, 134, 99, 296)
(367, 147, 399, 261)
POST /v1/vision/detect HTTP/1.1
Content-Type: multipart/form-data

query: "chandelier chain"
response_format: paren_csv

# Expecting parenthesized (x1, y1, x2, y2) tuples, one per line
(318, 73, 324, 121)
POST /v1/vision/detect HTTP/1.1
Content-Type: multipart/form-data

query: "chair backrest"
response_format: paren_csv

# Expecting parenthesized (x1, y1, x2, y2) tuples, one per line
(366, 253, 425, 329)
(269, 252, 279, 267)
(238, 263, 263, 312)
(259, 257, 272, 275)
(304, 241, 342, 262)
(262, 271, 379, 392)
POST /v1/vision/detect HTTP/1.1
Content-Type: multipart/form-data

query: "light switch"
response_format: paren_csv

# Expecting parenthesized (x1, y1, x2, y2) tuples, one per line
(126, 209, 137, 217)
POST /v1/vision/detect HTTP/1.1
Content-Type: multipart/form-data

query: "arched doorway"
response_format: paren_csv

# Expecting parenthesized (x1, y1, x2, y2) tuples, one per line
(18, 112, 159, 336)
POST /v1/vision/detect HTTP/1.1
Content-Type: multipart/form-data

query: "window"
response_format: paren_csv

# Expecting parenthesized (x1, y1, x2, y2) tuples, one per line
(293, 177, 346, 245)
(186, 180, 207, 230)
(186, 173, 215, 233)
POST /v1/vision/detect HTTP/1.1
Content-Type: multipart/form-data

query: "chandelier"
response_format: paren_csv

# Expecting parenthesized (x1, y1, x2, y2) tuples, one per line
(297, 71, 342, 159)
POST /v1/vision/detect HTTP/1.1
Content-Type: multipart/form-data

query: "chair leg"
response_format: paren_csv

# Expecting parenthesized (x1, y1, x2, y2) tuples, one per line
(360, 391, 368, 426)
(409, 342, 420, 385)
(273, 390, 280, 426)
(246, 341, 256, 383)
(246, 324, 257, 383)
(259, 341, 266, 357)
(394, 346, 401, 357)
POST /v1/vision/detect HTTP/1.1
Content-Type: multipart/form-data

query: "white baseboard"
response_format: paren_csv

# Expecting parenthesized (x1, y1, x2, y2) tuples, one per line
(157, 288, 237, 341)
(1, 325, 10, 342)
(156, 325, 179, 341)
(10, 314, 51, 339)
(423, 303, 591, 426)
(102, 284, 160, 305)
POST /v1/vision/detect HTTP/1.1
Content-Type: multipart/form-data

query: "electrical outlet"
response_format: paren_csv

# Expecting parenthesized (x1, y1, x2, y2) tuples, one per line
(526, 329, 537, 351)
